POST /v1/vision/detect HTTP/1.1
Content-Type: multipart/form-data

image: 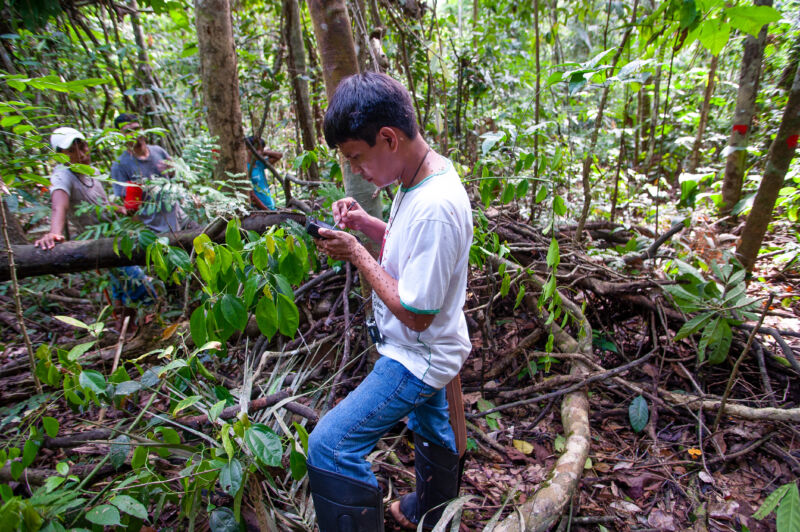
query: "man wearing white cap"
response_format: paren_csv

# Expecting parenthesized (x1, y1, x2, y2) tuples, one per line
(34, 127, 111, 249)
(35, 126, 155, 333)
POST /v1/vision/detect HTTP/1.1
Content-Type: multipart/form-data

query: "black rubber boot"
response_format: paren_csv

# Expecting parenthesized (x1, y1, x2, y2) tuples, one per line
(397, 433, 463, 529)
(307, 463, 384, 532)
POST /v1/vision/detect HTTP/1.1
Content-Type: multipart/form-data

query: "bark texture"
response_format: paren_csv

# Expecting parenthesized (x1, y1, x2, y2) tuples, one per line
(688, 54, 719, 172)
(307, 0, 382, 220)
(284, 0, 320, 181)
(737, 64, 800, 271)
(720, 0, 772, 215)
(194, 0, 246, 181)
(0, 213, 304, 281)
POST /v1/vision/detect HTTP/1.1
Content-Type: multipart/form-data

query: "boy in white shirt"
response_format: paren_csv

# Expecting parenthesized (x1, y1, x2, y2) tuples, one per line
(307, 72, 473, 531)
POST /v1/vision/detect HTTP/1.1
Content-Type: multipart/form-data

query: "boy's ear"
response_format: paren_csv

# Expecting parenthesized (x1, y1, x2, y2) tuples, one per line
(378, 126, 400, 151)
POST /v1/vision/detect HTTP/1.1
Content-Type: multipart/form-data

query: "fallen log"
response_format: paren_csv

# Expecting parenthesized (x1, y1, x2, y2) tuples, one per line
(0, 212, 305, 282)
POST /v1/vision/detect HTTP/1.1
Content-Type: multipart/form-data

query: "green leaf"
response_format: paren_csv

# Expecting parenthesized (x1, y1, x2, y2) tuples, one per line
(293, 422, 309, 454)
(535, 186, 548, 204)
(255, 296, 278, 340)
(776, 482, 800, 532)
(56, 461, 69, 475)
(131, 445, 148, 469)
(219, 458, 243, 496)
(674, 312, 715, 341)
(209, 507, 238, 532)
(754, 482, 791, 520)
(500, 274, 511, 298)
(707, 319, 733, 365)
(110, 495, 148, 520)
(78, 370, 106, 395)
(290, 447, 307, 481)
(110, 435, 130, 469)
(514, 284, 526, 310)
(114, 380, 143, 397)
(480, 131, 505, 155)
(225, 218, 243, 251)
(42, 417, 59, 438)
(85, 504, 121, 526)
(244, 424, 283, 467)
(172, 395, 202, 415)
(209, 400, 226, 423)
(501, 182, 515, 204)
(546, 238, 560, 268)
(22, 437, 41, 468)
(552, 195, 567, 216)
(726, 5, 781, 38)
(276, 293, 299, 338)
(697, 19, 731, 57)
(679, 0, 698, 29)
(697, 318, 719, 363)
(628, 395, 649, 433)
(220, 294, 247, 331)
(54, 315, 89, 329)
(253, 245, 269, 270)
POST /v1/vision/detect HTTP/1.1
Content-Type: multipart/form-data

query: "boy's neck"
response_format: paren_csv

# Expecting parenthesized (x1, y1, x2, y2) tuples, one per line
(401, 139, 432, 188)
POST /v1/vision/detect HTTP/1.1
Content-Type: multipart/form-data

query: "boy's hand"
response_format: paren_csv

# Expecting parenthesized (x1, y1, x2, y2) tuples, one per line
(315, 228, 361, 262)
(331, 197, 366, 231)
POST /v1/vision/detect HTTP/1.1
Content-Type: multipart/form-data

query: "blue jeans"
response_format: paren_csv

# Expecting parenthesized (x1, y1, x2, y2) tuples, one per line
(308, 356, 456, 488)
(109, 265, 154, 305)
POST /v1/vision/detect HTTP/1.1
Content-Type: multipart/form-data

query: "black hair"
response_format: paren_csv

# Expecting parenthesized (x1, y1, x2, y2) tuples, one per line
(323, 72, 417, 148)
(114, 113, 139, 130)
(245, 136, 265, 149)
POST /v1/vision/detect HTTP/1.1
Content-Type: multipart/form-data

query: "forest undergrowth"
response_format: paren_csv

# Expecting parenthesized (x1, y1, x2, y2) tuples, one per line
(1, 197, 798, 532)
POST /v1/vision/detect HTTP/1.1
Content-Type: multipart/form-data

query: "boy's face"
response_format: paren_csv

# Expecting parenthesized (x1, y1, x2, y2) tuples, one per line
(65, 139, 91, 165)
(338, 131, 401, 188)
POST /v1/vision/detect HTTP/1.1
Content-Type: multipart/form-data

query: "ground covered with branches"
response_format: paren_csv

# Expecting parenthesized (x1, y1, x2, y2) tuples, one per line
(1, 204, 798, 531)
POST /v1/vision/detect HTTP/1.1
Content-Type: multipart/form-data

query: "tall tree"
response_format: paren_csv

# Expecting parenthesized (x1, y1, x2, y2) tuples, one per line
(720, 0, 773, 217)
(307, 0, 381, 220)
(737, 63, 800, 271)
(283, 0, 319, 181)
(687, 54, 719, 172)
(194, 0, 246, 180)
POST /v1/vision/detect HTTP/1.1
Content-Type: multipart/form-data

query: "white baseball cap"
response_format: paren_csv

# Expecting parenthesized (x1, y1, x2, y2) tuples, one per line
(50, 127, 85, 150)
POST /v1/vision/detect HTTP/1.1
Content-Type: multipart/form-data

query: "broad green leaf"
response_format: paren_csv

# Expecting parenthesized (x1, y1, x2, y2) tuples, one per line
(56, 462, 69, 475)
(628, 395, 649, 433)
(220, 294, 247, 331)
(697, 318, 720, 363)
(209, 400, 226, 423)
(110, 435, 130, 469)
(500, 274, 510, 298)
(244, 424, 283, 467)
(131, 445, 148, 469)
(78, 370, 106, 394)
(726, 5, 781, 37)
(219, 458, 243, 496)
(110, 495, 148, 520)
(775, 482, 800, 532)
(22, 437, 41, 468)
(172, 395, 202, 415)
(754, 482, 791, 520)
(85, 504, 121, 526)
(698, 19, 730, 57)
(255, 296, 278, 339)
(674, 312, 715, 341)
(253, 245, 269, 270)
(225, 218, 243, 251)
(67, 341, 97, 362)
(290, 447, 307, 481)
(209, 507, 238, 532)
(514, 285, 526, 310)
(707, 319, 733, 365)
(552, 195, 567, 216)
(276, 293, 299, 338)
(535, 185, 548, 204)
(546, 238, 560, 268)
(115, 380, 142, 397)
(480, 131, 505, 155)
(42, 417, 59, 438)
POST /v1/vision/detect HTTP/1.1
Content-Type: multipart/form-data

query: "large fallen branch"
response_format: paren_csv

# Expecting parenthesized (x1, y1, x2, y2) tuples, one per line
(0, 212, 305, 281)
(487, 255, 592, 532)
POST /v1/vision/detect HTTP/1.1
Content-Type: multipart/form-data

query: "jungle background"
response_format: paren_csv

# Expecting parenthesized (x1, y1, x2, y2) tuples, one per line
(0, 0, 799, 530)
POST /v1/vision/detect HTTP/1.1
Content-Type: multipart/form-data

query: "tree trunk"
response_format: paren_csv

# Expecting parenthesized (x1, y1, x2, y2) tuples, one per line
(195, 0, 246, 181)
(687, 54, 719, 172)
(574, 0, 637, 243)
(737, 64, 800, 271)
(0, 213, 305, 282)
(644, 44, 664, 169)
(307, 0, 381, 221)
(284, 0, 320, 181)
(720, 0, 772, 216)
